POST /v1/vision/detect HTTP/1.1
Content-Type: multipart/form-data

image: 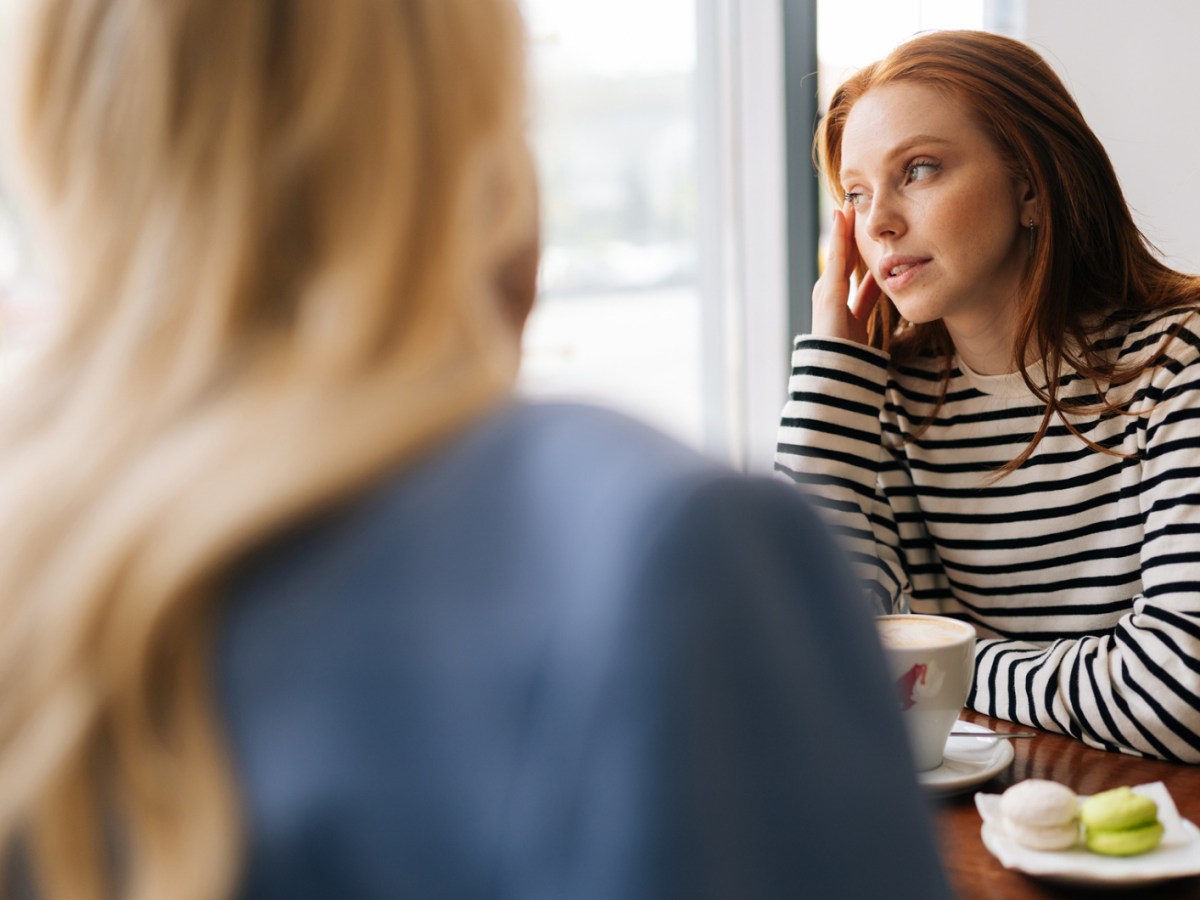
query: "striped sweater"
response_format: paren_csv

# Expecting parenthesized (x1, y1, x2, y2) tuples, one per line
(775, 306, 1200, 762)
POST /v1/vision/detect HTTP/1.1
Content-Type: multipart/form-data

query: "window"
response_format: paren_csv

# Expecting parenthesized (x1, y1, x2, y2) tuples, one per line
(0, 1, 801, 473)
(518, 0, 793, 471)
(517, 0, 704, 448)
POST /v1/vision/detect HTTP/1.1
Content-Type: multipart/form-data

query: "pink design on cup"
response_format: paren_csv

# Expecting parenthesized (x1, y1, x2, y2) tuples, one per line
(896, 663, 929, 710)
(895, 660, 946, 710)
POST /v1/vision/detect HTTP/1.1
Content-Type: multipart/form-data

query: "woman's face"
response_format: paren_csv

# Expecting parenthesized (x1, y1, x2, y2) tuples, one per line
(839, 82, 1035, 361)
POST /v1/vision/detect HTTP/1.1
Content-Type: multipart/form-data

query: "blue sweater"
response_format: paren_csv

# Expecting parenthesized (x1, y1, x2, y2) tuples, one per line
(219, 401, 950, 899)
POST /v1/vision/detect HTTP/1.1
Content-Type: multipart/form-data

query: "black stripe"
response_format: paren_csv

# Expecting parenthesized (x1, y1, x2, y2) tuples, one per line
(1113, 651, 1200, 758)
(793, 338, 888, 368)
(786, 391, 881, 419)
(1042, 649, 1075, 737)
(947, 570, 1141, 600)
(779, 416, 879, 447)
(775, 442, 879, 473)
(1143, 607, 1200, 645)
(1022, 652, 1044, 732)
(941, 592, 1132, 620)
(898, 488, 1125, 526)
(1141, 551, 1200, 573)
(1146, 405, 1200, 444)
(1082, 642, 1130, 751)
(782, 469, 878, 504)
(892, 457, 1132, 501)
(790, 364, 886, 395)
(1123, 615, 1200, 679)
(920, 541, 1140, 578)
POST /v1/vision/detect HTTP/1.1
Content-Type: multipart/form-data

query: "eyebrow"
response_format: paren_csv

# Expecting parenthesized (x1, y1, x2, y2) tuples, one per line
(840, 134, 954, 182)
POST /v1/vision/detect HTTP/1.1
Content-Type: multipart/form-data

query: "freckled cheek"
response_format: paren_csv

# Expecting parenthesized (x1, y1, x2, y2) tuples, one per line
(923, 190, 1009, 249)
(914, 195, 957, 232)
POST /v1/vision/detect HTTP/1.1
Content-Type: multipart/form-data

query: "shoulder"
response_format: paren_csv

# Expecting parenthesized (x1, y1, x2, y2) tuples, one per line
(223, 400, 834, 637)
(395, 400, 724, 536)
(1108, 305, 1200, 369)
(479, 400, 712, 476)
(791, 335, 890, 386)
(488, 402, 848, 569)
(224, 401, 856, 670)
(420, 402, 849, 593)
(639, 470, 872, 662)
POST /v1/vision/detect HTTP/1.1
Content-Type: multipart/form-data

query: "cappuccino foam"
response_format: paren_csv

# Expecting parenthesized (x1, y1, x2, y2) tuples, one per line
(877, 616, 973, 649)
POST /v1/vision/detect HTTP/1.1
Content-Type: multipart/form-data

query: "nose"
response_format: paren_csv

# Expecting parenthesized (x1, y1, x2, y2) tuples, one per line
(862, 188, 905, 243)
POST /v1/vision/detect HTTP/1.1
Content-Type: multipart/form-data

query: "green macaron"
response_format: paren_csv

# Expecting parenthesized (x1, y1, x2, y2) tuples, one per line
(1085, 821, 1164, 857)
(1081, 787, 1158, 831)
(1080, 787, 1162, 857)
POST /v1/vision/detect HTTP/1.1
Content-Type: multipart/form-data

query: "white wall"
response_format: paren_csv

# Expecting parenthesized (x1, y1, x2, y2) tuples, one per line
(1023, 0, 1200, 272)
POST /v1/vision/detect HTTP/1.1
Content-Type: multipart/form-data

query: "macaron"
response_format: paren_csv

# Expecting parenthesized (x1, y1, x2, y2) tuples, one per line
(999, 779, 1080, 851)
(1080, 786, 1163, 856)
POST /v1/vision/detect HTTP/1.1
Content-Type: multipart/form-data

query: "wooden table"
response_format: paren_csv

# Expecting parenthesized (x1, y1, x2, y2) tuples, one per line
(935, 710, 1200, 898)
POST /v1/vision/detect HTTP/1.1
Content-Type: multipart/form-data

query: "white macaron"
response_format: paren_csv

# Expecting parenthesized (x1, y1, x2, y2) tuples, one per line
(999, 779, 1080, 851)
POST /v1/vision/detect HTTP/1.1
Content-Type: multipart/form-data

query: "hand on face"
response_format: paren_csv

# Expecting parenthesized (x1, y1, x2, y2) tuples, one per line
(809, 201, 882, 344)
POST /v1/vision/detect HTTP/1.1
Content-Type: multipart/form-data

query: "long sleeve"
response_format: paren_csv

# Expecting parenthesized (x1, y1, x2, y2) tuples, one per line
(972, 323, 1200, 762)
(774, 336, 913, 613)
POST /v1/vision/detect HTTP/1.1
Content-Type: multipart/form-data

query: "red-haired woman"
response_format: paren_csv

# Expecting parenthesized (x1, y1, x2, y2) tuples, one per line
(777, 30, 1200, 762)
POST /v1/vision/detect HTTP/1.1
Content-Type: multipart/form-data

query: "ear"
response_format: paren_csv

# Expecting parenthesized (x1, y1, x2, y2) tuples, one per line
(493, 144, 541, 338)
(1017, 176, 1038, 228)
(494, 196, 540, 337)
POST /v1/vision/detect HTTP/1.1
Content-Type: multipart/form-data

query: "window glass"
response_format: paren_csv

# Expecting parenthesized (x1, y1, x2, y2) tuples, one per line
(517, 0, 703, 447)
(819, 0, 986, 77)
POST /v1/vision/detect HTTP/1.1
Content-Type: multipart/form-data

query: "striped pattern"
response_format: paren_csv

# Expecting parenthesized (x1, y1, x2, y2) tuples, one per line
(775, 307, 1200, 762)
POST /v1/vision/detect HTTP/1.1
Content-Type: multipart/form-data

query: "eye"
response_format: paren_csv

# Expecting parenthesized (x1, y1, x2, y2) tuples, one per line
(844, 190, 866, 208)
(904, 160, 940, 184)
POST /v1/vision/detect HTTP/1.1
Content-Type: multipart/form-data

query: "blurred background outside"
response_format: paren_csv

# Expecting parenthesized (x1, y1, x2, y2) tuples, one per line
(6, 0, 1192, 474)
(0, 0, 993, 472)
(516, 0, 992, 469)
(517, 0, 703, 448)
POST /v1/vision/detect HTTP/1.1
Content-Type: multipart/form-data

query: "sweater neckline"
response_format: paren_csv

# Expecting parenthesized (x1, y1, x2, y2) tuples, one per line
(955, 355, 1049, 398)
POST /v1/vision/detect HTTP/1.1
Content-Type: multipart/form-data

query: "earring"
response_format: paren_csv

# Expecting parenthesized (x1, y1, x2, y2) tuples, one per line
(1027, 218, 1036, 254)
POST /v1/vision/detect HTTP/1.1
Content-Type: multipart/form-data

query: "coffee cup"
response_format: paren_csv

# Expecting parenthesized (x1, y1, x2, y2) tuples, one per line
(876, 614, 976, 771)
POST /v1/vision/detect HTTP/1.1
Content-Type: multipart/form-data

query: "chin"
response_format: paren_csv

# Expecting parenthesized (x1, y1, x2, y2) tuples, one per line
(888, 297, 944, 326)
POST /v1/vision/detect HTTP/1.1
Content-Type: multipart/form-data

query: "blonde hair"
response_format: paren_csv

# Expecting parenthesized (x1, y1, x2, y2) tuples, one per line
(0, 0, 534, 897)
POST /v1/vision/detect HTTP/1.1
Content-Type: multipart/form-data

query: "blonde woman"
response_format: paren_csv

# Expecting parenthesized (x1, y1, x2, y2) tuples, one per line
(0, 1, 950, 898)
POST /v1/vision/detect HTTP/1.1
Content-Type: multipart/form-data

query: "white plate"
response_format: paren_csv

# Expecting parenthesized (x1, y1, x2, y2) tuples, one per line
(976, 782, 1200, 888)
(917, 720, 1014, 795)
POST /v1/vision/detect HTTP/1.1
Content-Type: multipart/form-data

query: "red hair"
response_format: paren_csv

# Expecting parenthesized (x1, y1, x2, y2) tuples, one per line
(816, 30, 1200, 471)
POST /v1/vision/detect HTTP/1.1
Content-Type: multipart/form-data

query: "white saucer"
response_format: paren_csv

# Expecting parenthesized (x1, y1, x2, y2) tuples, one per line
(976, 781, 1200, 887)
(917, 720, 1014, 795)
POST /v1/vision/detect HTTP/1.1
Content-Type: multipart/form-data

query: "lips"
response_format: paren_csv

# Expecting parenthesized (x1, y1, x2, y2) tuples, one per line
(879, 254, 932, 291)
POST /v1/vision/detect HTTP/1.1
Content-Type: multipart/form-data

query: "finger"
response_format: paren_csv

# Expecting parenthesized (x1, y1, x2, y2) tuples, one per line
(825, 208, 846, 277)
(850, 270, 883, 321)
(840, 201, 860, 277)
